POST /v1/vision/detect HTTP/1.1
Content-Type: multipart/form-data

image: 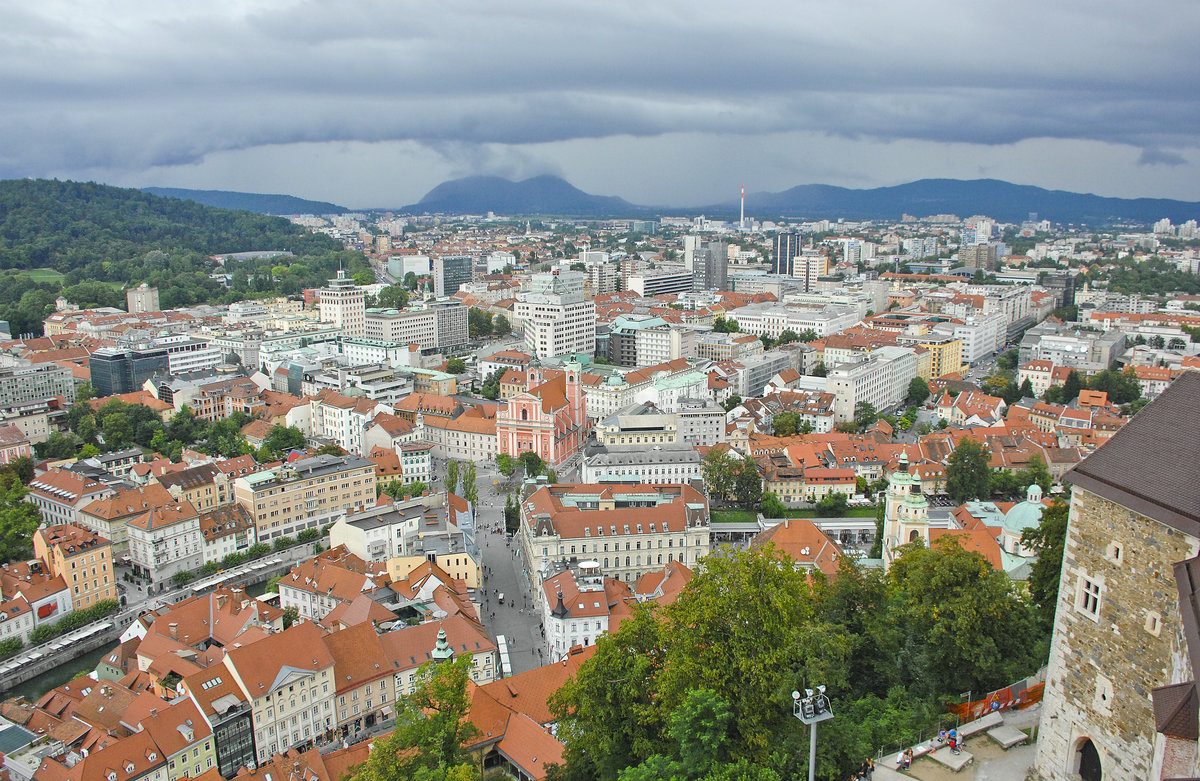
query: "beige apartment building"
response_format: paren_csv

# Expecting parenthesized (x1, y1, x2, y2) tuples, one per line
(233, 453, 377, 541)
(33, 524, 118, 610)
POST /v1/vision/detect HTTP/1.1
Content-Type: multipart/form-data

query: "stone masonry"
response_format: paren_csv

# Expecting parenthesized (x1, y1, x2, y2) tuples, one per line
(1036, 486, 1200, 779)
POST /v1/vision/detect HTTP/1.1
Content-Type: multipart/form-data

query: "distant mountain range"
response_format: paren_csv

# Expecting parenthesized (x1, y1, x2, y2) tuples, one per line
(141, 187, 349, 215)
(402, 175, 640, 218)
(401, 175, 1200, 225)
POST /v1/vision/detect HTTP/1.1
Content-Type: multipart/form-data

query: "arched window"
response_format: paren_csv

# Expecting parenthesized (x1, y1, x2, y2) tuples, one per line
(521, 409, 528, 421)
(625, 556, 631, 567)
(657, 554, 662, 564)
(603, 557, 609, 568)
(909, 529, 920, 542)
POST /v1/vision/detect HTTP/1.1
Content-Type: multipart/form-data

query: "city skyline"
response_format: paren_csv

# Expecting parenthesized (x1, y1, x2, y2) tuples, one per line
(2, 0, 1198, 209)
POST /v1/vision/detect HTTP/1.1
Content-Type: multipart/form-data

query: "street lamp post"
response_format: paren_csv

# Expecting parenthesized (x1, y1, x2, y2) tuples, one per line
(792, 686, 833, 781)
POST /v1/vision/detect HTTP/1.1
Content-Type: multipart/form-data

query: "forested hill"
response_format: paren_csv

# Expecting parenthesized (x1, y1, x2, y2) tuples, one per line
(141, 187, 349, 216)
(0, 179, 340, 269)
(0, 179, 368, 337)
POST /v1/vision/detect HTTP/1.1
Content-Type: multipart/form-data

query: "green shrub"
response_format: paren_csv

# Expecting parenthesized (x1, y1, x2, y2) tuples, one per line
(0, 637, 22, 661)
(297, 528, 321, 542)
(247, 542, 271, 558)
(273, 536, 295, 551)
(221, 552, 248, 568)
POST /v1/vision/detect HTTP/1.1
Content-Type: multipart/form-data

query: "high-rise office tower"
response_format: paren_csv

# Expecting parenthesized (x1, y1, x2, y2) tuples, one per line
(433, 255, 473, 298)
(318, 270, 366, 337)
(773, 232, 801, 276)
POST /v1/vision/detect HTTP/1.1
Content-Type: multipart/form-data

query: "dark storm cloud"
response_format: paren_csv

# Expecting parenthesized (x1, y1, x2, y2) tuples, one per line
(1, 0, 1197, 187)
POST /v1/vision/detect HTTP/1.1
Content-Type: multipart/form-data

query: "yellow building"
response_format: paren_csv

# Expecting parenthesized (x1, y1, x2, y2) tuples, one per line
(33, 524, 117, 609)
(899, 333, 964, 379)
(233, 453, 377, 541)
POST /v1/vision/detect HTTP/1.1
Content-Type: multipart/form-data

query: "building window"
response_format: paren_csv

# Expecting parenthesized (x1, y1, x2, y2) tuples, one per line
(1105, 541, 1124, 565)
(1145, 611, 1162, 636)
(1077, 576, 1102, 620)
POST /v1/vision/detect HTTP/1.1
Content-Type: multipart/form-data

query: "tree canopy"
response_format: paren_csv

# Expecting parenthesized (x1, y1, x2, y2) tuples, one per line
(944, 438, 992, 503)
(349, 656, 479, 781)
(552, 542, 1043, 780)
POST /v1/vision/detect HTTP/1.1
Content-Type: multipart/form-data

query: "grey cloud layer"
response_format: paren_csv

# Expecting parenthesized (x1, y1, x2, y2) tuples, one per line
(2, 0, 1198, 179)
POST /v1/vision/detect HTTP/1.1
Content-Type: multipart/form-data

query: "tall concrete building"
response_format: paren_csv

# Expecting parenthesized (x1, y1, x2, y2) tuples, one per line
(773, 232, 801, 276)
(515, 271, 596, 359)
(684, 237, 728, 291)
(433, 254, 473, 298)
(1036, 373, 1200, 781)
(959, 243, 999, 271)
(89, 348, 168, 398)
(125, 284, 159, 314)
(364, 299, 468, 349)
(318, 269, 366, 337)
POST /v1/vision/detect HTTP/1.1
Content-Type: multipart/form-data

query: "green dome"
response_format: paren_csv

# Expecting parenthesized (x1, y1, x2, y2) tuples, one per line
(1003, 484, 1045, 534)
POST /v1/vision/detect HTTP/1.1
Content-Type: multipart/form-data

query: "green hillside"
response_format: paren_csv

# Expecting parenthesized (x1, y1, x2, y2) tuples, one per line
(0, 179, 370, 336)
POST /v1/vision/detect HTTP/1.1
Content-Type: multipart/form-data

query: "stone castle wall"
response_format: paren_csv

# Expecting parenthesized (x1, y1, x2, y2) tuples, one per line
(1036, 486, 1200, 779)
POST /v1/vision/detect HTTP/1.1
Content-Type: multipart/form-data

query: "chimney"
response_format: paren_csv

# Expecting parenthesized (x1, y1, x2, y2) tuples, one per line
(169, 623, 178, 639)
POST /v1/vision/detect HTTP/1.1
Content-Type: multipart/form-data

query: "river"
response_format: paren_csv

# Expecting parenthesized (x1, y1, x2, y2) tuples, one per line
(7, 579, 275, 704)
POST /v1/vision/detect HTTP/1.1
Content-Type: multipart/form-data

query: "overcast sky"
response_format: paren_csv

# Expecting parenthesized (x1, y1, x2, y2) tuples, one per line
(3, 0, 1199, 209)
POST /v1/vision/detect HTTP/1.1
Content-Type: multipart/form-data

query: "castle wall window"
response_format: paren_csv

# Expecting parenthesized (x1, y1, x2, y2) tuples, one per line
(1076, 575, 1102, 620)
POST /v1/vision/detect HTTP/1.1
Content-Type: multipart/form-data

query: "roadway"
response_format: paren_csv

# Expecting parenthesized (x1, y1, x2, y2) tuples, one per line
(469, 459, 549, 674)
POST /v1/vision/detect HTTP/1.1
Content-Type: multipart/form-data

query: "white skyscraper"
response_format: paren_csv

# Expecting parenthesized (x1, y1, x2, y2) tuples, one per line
(318, 270, 365, 337)
(515, 271, 596, 359)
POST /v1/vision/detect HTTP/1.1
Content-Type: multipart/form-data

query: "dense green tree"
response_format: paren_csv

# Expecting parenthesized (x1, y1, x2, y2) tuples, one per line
(552, 605, 669, 779)
(445, 357, 467, 374)
(886, 536, 1041, 698)
(720, 394, 742, 413)
(100, 411, 133, 450)
(1022, 499, 1070, 628)
(461, 461, 478, 505)
(1019, 378, 1035, 398)
(493, 313, 512, 337)
(0, 472, 43, 561)
(945, 438, 992, 502)
(733, 456, 762, 509)
(375, 285, 409, 309)
(854, 402, 878, 432)
(618, 690, 784, 781)
(445, 460, 460, 496)
(1086, 367, 1141, 405)
(775, 329, 801, 346)
(816, 492, 849, 516)
(700, 447, 735, 503)
(811, 362, 827, 378)
(261, 425, 307, 458)
(467, 308, 494, 339)
(907, 377, 930, 406)
(1062, 369, 1084, 401)
(34, 431, 79, 460)
(760, 492, 787, 518)
(772, 412, 798, 438)
(997, 348, 1019, 371)
(518, 451, 543, 478)
(495, 452, 514, 476)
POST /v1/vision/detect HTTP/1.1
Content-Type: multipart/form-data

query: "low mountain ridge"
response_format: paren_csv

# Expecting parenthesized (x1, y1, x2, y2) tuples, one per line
(402, 175, 1200, 224)
(142, 187, 349, 215)
(403, 175, 644, 217)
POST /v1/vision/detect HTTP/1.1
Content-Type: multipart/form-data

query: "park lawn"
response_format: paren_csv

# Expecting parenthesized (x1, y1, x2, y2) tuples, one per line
(712, 509, 758, 524)
(20, 267, 65, 283)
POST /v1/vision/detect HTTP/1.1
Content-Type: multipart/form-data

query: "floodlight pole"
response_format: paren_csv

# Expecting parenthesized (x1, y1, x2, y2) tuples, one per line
(792, 686, 834, 781)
